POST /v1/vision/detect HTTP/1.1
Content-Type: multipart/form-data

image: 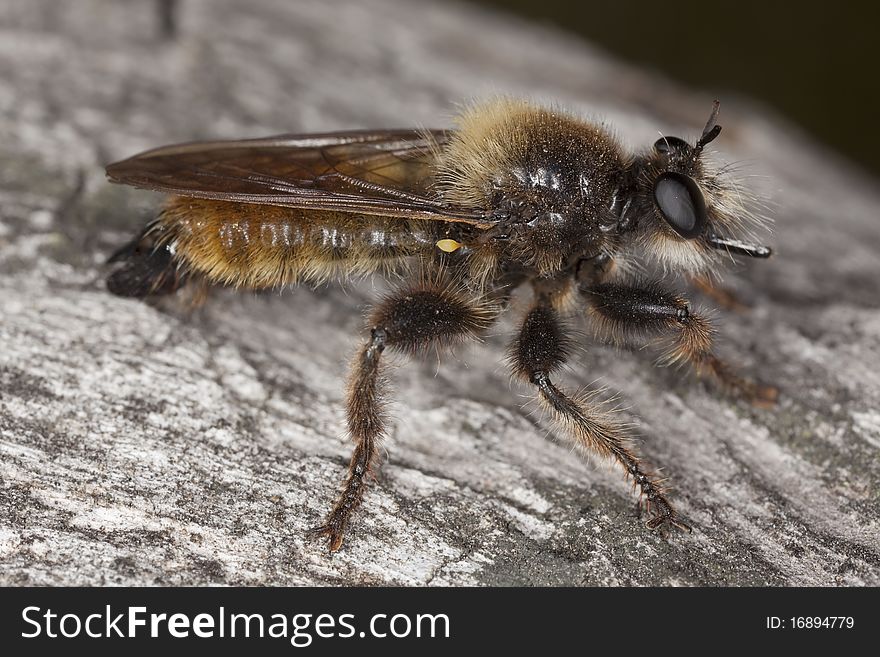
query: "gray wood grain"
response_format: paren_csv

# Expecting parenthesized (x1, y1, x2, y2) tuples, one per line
(1, 0, 878, 586)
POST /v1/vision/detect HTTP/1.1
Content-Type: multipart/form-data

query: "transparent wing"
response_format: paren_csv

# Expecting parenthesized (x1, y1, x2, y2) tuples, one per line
(106, 129, 491, 226)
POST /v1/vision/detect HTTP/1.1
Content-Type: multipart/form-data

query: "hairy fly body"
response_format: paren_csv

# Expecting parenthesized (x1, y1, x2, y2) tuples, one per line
(106, 98, 776, 551)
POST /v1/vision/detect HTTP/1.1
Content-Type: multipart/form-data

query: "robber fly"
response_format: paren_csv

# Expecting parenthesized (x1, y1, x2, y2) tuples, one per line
(105, 98, 775, 552)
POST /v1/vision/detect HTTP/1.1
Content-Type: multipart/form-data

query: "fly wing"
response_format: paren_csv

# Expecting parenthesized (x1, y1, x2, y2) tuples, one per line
(106, 129, 491, 226)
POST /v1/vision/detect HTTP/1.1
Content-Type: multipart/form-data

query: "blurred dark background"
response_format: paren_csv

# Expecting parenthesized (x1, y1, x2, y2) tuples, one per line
(473, 1, 877, 176)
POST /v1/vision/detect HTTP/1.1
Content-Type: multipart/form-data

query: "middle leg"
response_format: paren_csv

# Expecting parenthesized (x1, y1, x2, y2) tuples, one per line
(508, 298, 690, 533)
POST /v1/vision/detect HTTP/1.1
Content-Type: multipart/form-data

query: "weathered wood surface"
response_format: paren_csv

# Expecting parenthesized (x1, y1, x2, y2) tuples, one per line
(1, 0, 878, 586)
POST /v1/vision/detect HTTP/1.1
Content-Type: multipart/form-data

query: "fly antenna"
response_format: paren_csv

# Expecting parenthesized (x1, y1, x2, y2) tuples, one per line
(694, 100, 722, 156)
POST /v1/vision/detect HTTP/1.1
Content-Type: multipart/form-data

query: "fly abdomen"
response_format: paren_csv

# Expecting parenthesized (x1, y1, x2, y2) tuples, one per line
(158, 197, 433, 288)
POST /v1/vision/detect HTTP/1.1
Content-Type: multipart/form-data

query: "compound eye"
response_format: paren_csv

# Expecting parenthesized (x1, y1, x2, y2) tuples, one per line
(653, 136, 692, 155)
(653, 172, 707, 239)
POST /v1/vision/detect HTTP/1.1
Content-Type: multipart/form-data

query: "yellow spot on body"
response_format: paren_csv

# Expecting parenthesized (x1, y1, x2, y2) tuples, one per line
(436, 239, 462, 253)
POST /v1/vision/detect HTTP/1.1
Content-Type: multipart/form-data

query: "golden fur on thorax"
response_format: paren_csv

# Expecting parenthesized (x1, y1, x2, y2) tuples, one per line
(435, 98, 621, 210)
(433, 99, 626, 277)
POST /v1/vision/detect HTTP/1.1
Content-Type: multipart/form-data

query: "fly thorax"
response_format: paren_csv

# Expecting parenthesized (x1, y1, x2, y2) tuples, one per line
(435, 99, 627, 273)
(490, 163, 611, 273)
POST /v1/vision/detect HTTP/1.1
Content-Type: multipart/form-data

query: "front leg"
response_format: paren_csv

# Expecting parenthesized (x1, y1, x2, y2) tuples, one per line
(582, 282, 777, 406)
(509, 301, 690, 534)
(310, 275, 497, 552)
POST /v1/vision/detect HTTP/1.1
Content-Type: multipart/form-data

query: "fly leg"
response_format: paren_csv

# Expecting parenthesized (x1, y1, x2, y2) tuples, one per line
(508, 298, 690, 534)
(582, 282, 777, 406)
(310, 275, 497, 551)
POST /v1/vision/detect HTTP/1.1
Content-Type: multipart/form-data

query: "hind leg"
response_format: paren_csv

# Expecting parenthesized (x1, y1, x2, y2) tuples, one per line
(107, 224, 189, 298)
(310, 275, 497, 552)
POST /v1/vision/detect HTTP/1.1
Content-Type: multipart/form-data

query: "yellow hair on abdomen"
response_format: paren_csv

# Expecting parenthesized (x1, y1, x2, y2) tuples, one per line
(157, 197, 431, 289)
